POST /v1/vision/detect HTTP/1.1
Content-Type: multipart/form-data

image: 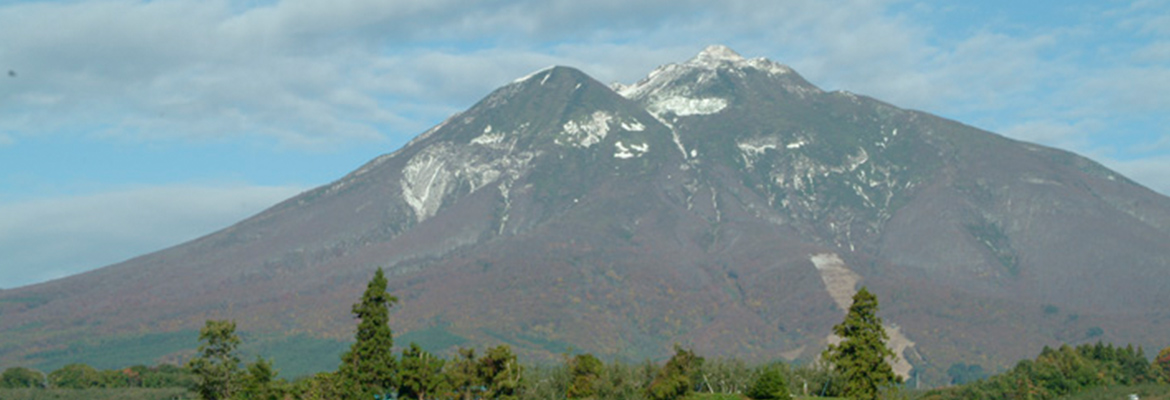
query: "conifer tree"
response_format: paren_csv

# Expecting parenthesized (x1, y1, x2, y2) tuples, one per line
(400, 343, 447, 400)
(337, 267, 399, 398)
(823, 287, 901, 400)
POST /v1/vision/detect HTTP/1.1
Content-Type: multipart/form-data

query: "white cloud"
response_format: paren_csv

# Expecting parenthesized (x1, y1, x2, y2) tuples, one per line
(0, 1, 920, 147)
(0, 0, 1013, 147)
(0, 184, 304, 289)
(0, 0, 1162, 142)
(0, 133, 13, 147)
(0, 0, 434, 148)
(1, 0, 1165, 155)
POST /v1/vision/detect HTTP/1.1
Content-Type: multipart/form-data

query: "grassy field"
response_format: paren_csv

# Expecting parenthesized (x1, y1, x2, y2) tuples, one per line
(0, 387, 194, 400)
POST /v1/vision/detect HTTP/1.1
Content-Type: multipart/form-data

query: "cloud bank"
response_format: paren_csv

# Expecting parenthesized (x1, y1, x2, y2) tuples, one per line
(0, 185, 303, 289)
(3, 1, 1162, 151)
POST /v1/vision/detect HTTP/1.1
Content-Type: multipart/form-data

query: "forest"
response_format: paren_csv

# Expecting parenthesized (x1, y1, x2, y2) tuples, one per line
(2, 268, 1168, 400)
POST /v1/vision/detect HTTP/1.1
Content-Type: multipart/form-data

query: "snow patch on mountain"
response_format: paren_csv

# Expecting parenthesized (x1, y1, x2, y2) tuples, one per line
(738, 142, 777, 156)
(692, 45, 744, 66)
(614, 141, 649, 159)
(647, 96, 727, 117)
(471, 132, 506, 147)
(558, 111, 613, 148)
(621, 121, 645, 132)
(737, 137, 784, 167)
(402, 150, 451, 223)
(401, 141, 537, 223)
(513, 66, 555, 84)
(617, 45, 801, 102)
(471, 125, 509, 148)
(745, 58, 795, 76)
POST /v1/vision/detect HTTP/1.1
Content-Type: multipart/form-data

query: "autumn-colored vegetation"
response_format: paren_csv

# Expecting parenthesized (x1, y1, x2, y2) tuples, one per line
(3, 269, 1167, 400)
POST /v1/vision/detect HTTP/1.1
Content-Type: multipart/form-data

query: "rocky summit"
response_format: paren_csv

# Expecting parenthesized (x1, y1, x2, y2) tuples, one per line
(3, 45, 1168, 385)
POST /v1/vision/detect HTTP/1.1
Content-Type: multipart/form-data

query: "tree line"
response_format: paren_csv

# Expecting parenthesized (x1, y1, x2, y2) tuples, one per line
(5, 267, 1167, 400)
(0, 362, 194, 390)
(176, 269, 902, 400)
(924, 342, 1170, 400)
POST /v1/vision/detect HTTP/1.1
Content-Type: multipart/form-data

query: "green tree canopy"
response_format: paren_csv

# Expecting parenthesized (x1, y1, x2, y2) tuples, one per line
(567, 353, 604, 399)
(946, 363, 987, 386)
(747, 364, 792, 400)
(291, 372, 338, 400)
(49, 363, 102, 389)
(1, 366, 44, 389)
(188, 319, 243, 400)
(399, 342, 447, 400)
(480, 345, 523, 400)
(446, 347, 482, 400)
(238, 356, 285, 400)
(923, 342, 1157, 400)
(1153, 346, 1170, 384)
(337, 267, 399, 398)
(645, 345, 704, 400)
(823, 287, 901, 400)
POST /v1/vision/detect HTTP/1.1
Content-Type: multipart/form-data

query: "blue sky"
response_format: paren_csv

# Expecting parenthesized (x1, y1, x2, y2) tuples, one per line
(1, 0, 1168, 289)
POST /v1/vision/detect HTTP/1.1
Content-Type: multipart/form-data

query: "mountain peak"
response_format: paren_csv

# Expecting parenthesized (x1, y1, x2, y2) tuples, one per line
(691, 45, 745, 66)
(8, 41, 1170, 386)
(616, 45, 811, 105)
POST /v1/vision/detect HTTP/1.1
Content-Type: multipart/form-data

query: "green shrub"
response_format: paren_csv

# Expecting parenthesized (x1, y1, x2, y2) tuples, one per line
(1, 367, 44, 389)
(746, 366, 791, 400)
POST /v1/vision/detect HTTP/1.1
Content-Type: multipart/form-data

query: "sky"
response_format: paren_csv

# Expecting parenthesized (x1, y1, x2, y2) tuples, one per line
(1, 0, 1168, 289)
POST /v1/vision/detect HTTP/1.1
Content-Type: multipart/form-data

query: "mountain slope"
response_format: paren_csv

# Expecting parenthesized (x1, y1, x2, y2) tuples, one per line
(2, 46, 1168, 385)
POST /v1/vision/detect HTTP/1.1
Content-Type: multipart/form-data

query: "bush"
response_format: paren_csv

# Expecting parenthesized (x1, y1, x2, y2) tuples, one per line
(746, 366, 790, 400)
(2, 367, 44, 388)
(48, 364, 101, 389)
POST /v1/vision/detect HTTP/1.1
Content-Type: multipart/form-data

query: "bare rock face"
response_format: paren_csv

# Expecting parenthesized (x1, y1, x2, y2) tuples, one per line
(3, 46, 1169, 385)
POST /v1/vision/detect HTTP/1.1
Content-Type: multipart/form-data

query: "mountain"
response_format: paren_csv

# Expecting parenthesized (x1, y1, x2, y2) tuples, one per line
(2, 46, 1168, 385)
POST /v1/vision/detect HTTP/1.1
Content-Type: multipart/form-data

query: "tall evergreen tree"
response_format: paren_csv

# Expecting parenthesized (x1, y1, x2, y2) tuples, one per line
(823, 287, 901, 400)
(188, 320, 242, 400)
(337, 267, 399, 398)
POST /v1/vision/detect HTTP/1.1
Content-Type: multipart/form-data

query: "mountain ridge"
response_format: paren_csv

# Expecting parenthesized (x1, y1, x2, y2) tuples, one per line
(2, 45, 1168, 385)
